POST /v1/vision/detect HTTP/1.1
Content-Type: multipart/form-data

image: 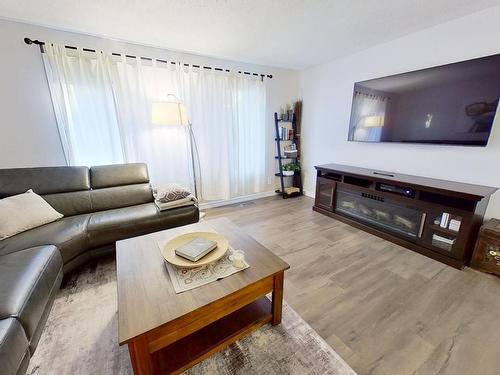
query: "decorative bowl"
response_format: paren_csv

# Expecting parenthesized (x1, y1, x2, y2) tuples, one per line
(161, 231, 229, 268)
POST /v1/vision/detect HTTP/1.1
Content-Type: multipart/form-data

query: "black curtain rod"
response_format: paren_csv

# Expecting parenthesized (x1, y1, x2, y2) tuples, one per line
(24, 37, 273, 79)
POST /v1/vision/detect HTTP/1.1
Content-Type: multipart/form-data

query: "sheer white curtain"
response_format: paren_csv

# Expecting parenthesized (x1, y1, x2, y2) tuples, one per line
(109, 57, 192, 189)
(43, 44, 124, 166)
(177, 67, 267, 200)
(232, 75, 267, 197)
(42, 43, 268, 201)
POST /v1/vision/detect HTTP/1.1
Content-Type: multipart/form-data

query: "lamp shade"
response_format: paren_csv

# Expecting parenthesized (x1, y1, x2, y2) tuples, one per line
(151, 101, 189, 126)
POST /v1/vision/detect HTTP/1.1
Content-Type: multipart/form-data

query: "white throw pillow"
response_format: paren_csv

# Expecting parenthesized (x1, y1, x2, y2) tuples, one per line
(0, 189, 63, 240)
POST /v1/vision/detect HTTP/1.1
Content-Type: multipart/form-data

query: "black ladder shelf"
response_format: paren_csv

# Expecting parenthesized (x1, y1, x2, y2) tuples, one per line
(274, 111, 303, 199)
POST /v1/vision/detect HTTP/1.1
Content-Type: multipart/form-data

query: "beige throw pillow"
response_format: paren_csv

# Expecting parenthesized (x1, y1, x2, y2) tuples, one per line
(0, 189, 63, 240)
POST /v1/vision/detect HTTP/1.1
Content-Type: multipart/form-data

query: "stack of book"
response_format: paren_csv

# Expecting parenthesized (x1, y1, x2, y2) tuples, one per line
(432, 233, 456, 251)
(278, 127, 294, 141)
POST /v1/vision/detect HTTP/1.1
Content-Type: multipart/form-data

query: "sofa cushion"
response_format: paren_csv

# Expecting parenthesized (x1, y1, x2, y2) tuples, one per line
(0, 215, 90, 263)
(0, 190, 64, 240)
(42, 190, 92, 217)
(0, 318, 29, 375)
(90, 163, 149, 189)
(28, 268, 63, 354)
(0, 246, 62, 343)
(87, 203, 199, 247)
(0, 166, 90, 198)
(16, 347, 30, 375)
(89, 184, 153, 212)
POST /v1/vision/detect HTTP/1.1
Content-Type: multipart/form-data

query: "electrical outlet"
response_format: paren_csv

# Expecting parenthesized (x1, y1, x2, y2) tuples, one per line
(267, 176, 272, 185)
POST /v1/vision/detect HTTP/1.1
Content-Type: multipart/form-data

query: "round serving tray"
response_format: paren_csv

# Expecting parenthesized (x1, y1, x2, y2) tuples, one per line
(161, 231, 229, 268)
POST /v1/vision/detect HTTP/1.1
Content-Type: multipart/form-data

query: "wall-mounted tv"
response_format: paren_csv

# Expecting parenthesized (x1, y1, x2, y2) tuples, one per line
(347, 54, 500, 146)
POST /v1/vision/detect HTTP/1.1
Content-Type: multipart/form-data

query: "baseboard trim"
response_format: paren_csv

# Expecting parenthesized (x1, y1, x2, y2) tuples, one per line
(303, 189, 315, 199)
(199, 191, 277, 210)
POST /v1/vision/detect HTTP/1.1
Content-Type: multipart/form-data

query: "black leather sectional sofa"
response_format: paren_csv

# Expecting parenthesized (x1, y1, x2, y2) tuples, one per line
(0, 163, 199, 375)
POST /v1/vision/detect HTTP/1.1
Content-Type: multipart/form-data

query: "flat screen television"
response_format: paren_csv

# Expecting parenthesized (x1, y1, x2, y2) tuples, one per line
(347, 54, 500, 146)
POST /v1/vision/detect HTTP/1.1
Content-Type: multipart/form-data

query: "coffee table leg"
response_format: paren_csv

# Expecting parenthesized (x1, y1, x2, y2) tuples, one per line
(128, 336, 154, 375)
(271, 272, 284, 325)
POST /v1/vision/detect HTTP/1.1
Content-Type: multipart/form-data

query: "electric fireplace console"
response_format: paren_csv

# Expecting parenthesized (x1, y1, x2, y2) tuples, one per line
(313, 163, 498, 269)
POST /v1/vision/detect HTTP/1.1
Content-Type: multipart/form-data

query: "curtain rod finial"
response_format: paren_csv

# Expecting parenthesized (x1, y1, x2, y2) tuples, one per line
(24, 38, 43, 46)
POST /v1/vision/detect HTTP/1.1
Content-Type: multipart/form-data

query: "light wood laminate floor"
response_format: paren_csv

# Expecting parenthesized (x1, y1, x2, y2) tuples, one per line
(206, 196, 500, 375)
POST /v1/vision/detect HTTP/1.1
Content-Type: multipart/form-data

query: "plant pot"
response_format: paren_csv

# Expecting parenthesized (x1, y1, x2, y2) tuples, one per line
(283, 170, 294, 176)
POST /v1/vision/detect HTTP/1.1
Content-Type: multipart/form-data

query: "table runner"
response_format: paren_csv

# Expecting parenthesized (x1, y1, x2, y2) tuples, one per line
(157, 245, 249, 293)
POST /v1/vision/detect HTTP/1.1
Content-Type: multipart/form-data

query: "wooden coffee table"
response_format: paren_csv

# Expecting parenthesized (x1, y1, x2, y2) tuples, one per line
(116, 217, 289, 374)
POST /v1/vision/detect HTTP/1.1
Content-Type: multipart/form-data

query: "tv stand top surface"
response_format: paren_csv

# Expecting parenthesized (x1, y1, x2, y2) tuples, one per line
(315, 163, 497, 200)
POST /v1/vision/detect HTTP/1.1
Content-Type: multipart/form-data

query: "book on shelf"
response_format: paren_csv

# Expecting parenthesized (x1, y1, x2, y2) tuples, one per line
(278, 126, 294, 141)
(432, 233, 456, 251)
(432, 234, 456, 245)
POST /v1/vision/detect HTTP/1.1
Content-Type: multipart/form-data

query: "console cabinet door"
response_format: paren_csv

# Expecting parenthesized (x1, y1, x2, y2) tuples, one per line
(315, 177, 336, 211)
(417, 207, 469, 260)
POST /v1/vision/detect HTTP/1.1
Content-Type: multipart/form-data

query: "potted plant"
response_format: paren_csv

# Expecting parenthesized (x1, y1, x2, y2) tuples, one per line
(282, 163, 300, 176)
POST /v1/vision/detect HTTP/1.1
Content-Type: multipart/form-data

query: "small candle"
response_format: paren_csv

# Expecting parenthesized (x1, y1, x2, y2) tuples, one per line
(231, 250, 246, 268)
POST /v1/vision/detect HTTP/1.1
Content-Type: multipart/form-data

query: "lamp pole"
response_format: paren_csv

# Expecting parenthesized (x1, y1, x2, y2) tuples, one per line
(151, 97, 200, 201)
(188, 122, 199, 200)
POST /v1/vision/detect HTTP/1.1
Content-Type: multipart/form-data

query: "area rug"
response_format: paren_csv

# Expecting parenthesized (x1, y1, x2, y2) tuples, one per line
(27, 255, 356, 375)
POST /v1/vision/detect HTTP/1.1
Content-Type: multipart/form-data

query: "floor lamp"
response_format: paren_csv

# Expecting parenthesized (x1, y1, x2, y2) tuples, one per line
(151, 98, 200, 200)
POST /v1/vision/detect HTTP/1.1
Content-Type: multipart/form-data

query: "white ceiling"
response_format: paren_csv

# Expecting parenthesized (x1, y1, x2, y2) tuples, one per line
(1, 0, 500, 70)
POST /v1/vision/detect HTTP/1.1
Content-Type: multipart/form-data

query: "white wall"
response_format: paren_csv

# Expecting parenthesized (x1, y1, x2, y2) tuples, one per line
(0, 18, 299, 192)
(299, 6, 500, 219)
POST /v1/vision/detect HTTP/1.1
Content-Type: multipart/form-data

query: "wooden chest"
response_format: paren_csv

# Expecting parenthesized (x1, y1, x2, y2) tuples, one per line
(471, 219, 500, 276)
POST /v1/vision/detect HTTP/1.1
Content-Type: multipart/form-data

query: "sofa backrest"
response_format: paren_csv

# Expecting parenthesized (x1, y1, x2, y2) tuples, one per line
(89, 164, 153, 211)
(0, 163, 153, 216)
(0, 166, 92, 216)
(0, 166, 90, 197)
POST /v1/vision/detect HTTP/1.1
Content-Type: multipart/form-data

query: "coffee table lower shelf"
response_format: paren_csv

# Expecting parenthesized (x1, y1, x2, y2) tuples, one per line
(153, 297, 272, 374)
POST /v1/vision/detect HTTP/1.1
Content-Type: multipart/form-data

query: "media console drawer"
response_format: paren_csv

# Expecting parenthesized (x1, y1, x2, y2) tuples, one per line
(314, 163, 497, 269)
